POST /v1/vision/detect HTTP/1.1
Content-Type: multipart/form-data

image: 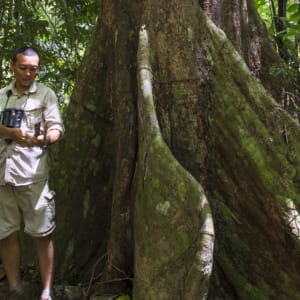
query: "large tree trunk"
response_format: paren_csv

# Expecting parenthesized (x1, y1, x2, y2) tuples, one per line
(132, 26, 214, 299)
(51, 0, 300, 299)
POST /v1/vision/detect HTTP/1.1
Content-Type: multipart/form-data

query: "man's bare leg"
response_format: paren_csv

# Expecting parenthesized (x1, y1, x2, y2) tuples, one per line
(34, 235, 54, 300)
(0, 231, 22, 289)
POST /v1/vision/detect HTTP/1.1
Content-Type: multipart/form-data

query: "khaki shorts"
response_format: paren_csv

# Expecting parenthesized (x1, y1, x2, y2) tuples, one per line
(0, 181, 55, 239)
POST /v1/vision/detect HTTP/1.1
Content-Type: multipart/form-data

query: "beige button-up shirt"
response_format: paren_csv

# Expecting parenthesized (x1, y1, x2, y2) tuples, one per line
(0, 80, 64, 186)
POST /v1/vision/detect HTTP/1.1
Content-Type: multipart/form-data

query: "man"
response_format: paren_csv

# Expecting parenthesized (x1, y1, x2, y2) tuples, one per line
(0, 46, 64, 300)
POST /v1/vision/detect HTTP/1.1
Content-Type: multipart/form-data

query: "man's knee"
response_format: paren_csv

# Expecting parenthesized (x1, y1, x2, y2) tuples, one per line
(0, 231, 19, 244)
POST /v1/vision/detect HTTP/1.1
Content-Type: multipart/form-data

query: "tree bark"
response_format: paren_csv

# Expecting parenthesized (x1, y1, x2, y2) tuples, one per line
(133, 26, 214, 300)
(51, 0, 300, 299)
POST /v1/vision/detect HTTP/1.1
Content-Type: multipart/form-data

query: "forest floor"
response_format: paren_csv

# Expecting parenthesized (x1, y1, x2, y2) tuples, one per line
(0, 266, 119, 300)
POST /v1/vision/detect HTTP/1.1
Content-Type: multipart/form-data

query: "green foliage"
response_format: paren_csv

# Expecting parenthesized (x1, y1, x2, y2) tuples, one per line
(281, 3, 300, 57)
(254, 0, 273, 25)
(0, 0, 99, 107)
(253, 0, 300, 114)
(254, 0, 299, 61)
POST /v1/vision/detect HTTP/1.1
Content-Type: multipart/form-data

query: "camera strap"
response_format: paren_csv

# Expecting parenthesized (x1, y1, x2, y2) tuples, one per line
(4, 90, 29, 111)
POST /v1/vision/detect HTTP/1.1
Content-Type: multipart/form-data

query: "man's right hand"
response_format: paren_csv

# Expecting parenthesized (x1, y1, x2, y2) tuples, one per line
(0, 125, 34, 147)
(9, 128, 35, 147)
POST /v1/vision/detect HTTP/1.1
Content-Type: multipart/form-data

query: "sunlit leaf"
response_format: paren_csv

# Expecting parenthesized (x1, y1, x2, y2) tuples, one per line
(287, 3, 300, 13)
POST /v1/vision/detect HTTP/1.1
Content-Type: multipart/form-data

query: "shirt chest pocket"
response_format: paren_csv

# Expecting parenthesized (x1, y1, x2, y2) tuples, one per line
(24, 107, 44, 132)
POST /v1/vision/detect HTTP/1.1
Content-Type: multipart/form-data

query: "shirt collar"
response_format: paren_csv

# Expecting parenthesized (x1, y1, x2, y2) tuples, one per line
(7, 80, 38, 96)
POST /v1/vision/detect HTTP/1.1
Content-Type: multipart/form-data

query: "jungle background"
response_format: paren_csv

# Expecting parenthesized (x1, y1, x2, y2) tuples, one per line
(0, 0, 300, 299)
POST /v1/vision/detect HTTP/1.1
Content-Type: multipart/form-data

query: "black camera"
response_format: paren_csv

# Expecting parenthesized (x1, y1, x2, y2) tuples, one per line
(1, 108, 24, 144)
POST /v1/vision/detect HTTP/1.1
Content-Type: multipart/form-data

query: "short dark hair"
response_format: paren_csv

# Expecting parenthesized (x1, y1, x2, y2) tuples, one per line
(11, 46, 40, 64)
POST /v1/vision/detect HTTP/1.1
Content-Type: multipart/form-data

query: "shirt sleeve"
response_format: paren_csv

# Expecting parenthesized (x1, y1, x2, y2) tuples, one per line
(43, 88, 65, 135)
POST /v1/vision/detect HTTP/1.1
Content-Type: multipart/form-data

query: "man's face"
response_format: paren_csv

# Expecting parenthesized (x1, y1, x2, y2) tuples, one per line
(10, 53, 39, 91)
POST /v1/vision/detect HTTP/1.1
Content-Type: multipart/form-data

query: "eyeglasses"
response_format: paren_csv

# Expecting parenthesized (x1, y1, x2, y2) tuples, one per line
(17, 65, 39, 74)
